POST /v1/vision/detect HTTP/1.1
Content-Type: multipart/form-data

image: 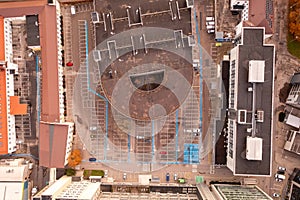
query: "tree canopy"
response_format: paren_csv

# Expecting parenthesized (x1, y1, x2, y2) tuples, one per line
(67, 149, 82, 167)
(289, 0, 300, 41)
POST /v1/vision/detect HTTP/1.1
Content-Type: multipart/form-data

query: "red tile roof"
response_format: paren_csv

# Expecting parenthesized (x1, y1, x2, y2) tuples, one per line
(39, 5, 60, 122)
(39, 122, 69, 168)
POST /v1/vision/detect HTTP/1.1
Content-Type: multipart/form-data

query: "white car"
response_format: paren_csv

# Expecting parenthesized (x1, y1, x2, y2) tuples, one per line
(174, 173, 178, 181)
(70, 6, 76, 15)
(206, 25, 215, 29)
(207, 29, 215, 34)
(89, 126, 97, 131)
(273, 193, 280, 198)
(31, 186, 38, 196)
(206, 21, 215, 26)
(206, 17, 214, 21)
(275, 173, 285, 180)
(278, 166, 286, 172)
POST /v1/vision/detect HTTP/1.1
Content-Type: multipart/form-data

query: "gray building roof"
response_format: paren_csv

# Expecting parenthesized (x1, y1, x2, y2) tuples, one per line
(290, 72, 300, 84)
(229, 28, 274, 176)
(26, 15, 40, 47)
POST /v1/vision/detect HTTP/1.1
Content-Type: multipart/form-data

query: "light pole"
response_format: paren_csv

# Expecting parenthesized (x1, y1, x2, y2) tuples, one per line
(290, 35, 299, 43)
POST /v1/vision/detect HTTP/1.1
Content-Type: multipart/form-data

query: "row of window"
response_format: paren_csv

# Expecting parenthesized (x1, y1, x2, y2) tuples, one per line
(227, 120, 234, 158)
(229, 60, 236, 108)
(289, 84, 300, 97)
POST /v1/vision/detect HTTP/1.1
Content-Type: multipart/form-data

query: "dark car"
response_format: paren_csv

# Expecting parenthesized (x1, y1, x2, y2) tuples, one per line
(166, 173, 170, 182)
(89, 157, 97, 162)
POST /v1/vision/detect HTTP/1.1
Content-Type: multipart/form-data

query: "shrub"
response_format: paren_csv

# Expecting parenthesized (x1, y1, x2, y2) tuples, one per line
(65, 168, 76, 176)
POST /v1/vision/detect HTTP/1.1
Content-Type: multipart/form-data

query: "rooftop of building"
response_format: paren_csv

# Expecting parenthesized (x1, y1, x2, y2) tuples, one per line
(99, 192, 199, 199)
(94, 0, 191, 45)
(248, 0, 273, 32)
(0, 182, 26, 200)
(39, 122, 73, 168)
(0, 1, 60, 123)
(212, 184, 272, 200)
(290, 72, 300, 84)
(0, 164, 28, 182)
(34, 176, 101, 199)
(56, 180, 101, 199)
(26, 15, 40, 47)
(0, 64, 8, 154)
(0, 0, 46, 18)
(229, 27, 274, 176)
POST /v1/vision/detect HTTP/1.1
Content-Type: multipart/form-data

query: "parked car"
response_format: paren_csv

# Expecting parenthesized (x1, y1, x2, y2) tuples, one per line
(174, 173, 178, 181)
(275, 178, 283, 182)
(178, 178, 186, 184)
(278, 166, 286, 172)
(104, 170, 108, 178)
(66, 61, 73, 67)
(90, 134, 97, 138)
(207, 29, 215, 34)
(273, 193, 280, 198)
(70, 6, 76, 15)
(206, 21, 215, 26)
(206, 25, 215, 29)
(275, 173, 285, 181)
(31, 186, 38, 196)
(166, 173, 170, 182)
(89, 157, 97, 162)
(277, 170, 285, 175)
(206, 17, 214, 21)
(89, 126, 97, 131)
(123, 173, 127, 180)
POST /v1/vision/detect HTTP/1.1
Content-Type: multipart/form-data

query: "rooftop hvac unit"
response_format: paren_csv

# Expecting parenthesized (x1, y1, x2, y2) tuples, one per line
(256, 110, 264, 122)
(91, 12, 100, 23)
(246, 137, 263, 161)
(93, 50, 101, 62)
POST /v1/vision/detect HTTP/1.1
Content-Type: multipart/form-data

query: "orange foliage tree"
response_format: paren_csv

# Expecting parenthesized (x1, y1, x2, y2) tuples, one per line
(289, 0, 300, 41)
(68, 149, 82, 167)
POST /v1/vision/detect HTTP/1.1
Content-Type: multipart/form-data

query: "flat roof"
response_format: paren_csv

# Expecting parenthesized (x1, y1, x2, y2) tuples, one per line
(286, 113, 300, 129)
(0, 182, 25, 200)
(99, 192, 199, 199)
(42, 176, 71, 196)
(291, 72, 300, 84)
(0, 0, 46, 17)
(230, 27, 274, 176)
(39, 5, 60, 122)
(10, 96, 27, 115)
(212, 184, 272, 200)
(0, 165, 27, 182)
(0, 1, 60, 123)
(39, 122, 70, 168)
(95, 0, 191, 45)
(26, 15, 40, 47)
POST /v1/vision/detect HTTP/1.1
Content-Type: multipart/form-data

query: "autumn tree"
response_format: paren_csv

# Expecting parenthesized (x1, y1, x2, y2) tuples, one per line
(68, 149, 82, 167)
(289, 0, 300, 41)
